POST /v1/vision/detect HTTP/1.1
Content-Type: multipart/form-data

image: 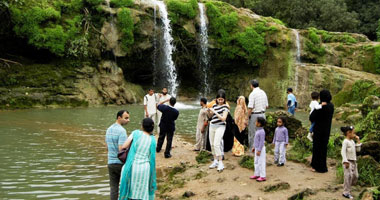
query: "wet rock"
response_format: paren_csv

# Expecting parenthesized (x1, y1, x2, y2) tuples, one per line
(288, 188, 316, 200)
(358, 141, 380, 162)
(182, 191, 195, 198)
(262, 182, 290, 192)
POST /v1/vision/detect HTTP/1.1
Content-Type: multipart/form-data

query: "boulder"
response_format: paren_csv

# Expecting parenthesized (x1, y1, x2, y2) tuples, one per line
(358, 141, 380, 163)
(265, 110, 303, 141)
(361, 95, 380, 117)
(359, 186, 380, 200)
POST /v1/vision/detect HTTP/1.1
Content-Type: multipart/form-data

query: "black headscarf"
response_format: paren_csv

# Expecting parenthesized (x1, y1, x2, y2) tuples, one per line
(319, 89, 332, 103)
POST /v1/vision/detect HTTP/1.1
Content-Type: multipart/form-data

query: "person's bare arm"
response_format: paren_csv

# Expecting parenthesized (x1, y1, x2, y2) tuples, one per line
(121, 136, 133, 150)
(144, 105, 149, 117)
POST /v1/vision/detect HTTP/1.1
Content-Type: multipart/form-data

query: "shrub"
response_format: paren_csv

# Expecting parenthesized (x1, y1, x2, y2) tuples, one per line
(377, 19, 380, 42)
(237, 26, 266, 64)
(110, 0, 134, 7)
(374, 45, 380, 74)
(195, 150, 213, 164)
(239, 155, 255, 170)
(357, 155, 380, 186)
(117, 8, 134, 53)
(166, 0, 198, 23)
(305, 28, 326, 56)
(351, 80, 377, 102)
(356, 107, 380, 142)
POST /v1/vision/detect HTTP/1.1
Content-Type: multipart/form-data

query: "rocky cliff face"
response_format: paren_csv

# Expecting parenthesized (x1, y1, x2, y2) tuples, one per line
(1, 0, 380, 109)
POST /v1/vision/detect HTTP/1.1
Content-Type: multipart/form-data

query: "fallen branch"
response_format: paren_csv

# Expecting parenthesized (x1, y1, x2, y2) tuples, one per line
(0, 58, 22, 67)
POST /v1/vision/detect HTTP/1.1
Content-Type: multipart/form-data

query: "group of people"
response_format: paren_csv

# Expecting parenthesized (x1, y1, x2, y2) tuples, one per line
(105, 80, 362, 199)
(105, 87, 179, 200)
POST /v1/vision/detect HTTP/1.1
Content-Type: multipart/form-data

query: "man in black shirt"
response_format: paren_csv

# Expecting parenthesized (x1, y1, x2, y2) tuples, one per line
(156, 97, 179, 158)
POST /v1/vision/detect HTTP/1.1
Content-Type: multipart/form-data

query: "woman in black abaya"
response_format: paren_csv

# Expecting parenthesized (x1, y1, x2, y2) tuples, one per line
(309, 90, 334, 173)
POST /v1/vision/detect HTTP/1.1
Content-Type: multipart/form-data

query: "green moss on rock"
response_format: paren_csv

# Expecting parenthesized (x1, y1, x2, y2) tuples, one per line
(117, 8, 134, 53)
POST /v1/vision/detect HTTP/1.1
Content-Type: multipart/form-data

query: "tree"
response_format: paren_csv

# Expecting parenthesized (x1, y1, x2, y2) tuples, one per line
(345, 0, 380, 41)
(377, 19, 380, 42)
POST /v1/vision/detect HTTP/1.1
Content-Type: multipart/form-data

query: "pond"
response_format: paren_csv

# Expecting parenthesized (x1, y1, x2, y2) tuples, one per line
(0, 102, 344, 199)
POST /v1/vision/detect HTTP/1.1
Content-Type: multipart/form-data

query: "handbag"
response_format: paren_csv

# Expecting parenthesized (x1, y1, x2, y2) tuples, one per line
(118, 139, 133, 163)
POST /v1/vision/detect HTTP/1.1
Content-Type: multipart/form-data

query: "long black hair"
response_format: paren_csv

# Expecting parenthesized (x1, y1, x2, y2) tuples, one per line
(216, 89, 226, 104)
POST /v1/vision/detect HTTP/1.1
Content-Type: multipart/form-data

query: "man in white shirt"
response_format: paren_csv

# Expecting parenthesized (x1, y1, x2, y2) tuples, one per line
(157, 87, 171, 134)
(247, 80, 268, 151)
(144, 89, 158, 125)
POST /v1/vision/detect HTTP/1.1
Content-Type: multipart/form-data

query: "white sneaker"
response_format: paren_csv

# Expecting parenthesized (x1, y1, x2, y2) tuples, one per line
(209, 160, 218, 169)
(307, 132, 313, 142)
(217, 161, 224, 172)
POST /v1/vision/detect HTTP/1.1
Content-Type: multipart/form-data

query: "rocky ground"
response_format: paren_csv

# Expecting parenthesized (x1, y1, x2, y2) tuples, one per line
(154, 136, 362, 200)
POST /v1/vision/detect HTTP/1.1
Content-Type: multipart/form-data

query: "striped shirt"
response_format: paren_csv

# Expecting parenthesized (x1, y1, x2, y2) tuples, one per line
(248, 87, 268, 112)
(210, 104, 229, 125)
(106, 123, 127, 164)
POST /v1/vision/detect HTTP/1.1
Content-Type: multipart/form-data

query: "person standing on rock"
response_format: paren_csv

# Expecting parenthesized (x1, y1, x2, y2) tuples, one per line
(156, 97, 179, 158)
(157, 87, 171, 134)
(247, 80, 268, 152)
(194, 97, 208, 151)
(208, 91, 229, 172)
(287, 88, 297, 116)
(144, 88, 158, 127)
(310, 90, 334, 173)
(105, 110, 130, 200)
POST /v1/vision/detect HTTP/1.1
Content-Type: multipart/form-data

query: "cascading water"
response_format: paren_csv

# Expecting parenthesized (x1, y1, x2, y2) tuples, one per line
(198, 3, 210, 96)
(154, 1, 179, 97)
(292, 29, 302, 92)
(152, 4, 157, 86)
(105, 0, 118, 72)
(294, 29, 301, 64)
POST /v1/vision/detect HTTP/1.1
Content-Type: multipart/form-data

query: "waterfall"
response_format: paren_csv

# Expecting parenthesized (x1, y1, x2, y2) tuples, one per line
(293, 29, 301, 64)
(152, 4, 157, 86)
(292, 29, 301, 92)
(105, 0, 118, 70)
(154, 1, 178, 96)
(198, 3, 210, 96)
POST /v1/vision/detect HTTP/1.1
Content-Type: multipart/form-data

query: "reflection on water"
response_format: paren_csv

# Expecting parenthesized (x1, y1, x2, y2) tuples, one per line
(0, 103, 344, 199)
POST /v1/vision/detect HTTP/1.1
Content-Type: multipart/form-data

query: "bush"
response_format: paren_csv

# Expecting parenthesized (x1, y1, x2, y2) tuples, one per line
(237, 26, 266, 65)
(306, 28, 326, 56)
(377, 19, 380, 42)
(374, 45, 380, 74)
(239, 155, 255, 170)
(166, 0, 198, 23)
(117, 8, 134, 53)
(357, 155, 380, 187)
(110, 0, 134, 7)
(356, 107, 380, 142)
(195, 150, 213, 164)
(333, 80, 380, 106)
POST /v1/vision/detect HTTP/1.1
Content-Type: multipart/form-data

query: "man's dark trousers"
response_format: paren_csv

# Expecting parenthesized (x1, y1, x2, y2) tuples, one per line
(108, 164, 123, 200)
(157, 127, 174, 156)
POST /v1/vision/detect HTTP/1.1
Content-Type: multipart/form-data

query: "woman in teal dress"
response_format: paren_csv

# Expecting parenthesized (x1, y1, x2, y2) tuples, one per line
(119, 118, 157, 200)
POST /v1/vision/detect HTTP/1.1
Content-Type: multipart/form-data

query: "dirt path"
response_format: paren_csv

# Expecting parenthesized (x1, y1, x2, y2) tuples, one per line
(154, 136, 361, 200)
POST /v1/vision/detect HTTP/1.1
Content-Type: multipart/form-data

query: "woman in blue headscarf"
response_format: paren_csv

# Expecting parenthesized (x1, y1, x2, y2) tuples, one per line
(119, 118, 157, 200)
